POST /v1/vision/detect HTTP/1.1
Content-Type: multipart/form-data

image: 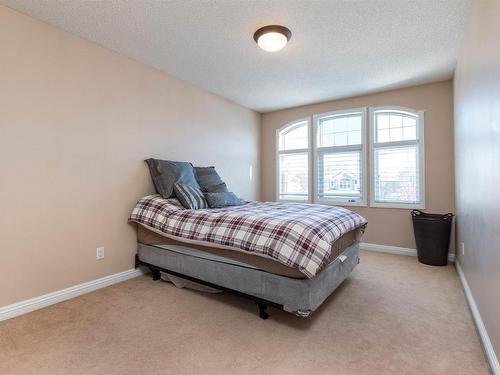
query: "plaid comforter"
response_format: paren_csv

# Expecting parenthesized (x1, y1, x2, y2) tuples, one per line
(129, 195, 367, 278)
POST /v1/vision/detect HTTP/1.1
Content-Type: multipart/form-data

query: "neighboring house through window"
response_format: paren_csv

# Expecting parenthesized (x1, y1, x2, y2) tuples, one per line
(370, 107, 425, 209)
(276, 106, 425, 209)
(314, 108, 367, 206)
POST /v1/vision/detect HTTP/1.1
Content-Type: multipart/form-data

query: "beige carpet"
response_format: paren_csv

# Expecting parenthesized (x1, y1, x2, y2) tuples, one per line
(0, 250, 490, 375)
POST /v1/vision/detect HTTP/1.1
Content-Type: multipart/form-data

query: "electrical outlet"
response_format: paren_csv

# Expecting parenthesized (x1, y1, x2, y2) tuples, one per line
(460, 242, 465, 256)
(96, 246, 105, 260)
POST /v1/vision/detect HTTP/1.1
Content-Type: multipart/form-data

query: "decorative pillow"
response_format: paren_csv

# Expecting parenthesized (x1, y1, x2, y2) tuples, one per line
(194, 166, 228, 192)
(206, 182, 229, 193)
(174, 183, 208, 209)
(145, 159, 200, 198)
(205, 192, 243, 208)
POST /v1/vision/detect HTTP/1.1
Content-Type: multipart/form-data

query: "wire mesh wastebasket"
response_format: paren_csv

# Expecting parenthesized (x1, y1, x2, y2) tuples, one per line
(411, 210, 454, 266)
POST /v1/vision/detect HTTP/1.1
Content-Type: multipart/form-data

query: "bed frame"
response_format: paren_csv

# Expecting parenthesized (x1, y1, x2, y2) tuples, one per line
(135, 241, 360, 319)
(136, 254, 279, 319)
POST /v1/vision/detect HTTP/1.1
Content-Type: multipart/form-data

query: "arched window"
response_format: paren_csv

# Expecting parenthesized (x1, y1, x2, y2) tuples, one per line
(370, 107, 425, 208)
(276, 119, 310, 201)
(314, 108, 367, 205)
(275, 106, 425, 209)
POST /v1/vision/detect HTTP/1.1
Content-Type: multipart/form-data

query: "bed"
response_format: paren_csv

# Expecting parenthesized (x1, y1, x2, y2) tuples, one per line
(129, 195, 367, 319)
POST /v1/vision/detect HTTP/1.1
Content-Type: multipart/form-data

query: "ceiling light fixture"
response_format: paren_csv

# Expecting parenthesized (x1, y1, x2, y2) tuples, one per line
(253, 25, 291, 52)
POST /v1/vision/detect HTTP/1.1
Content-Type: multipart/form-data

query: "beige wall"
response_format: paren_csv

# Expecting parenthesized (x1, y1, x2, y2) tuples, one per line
(0, 6, 260, 307)
(261, 81, 455, 249)
(454, 0, 500, 362)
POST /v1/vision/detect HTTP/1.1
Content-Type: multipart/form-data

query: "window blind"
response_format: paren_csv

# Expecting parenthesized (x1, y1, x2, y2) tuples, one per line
(372, 109, 423, 207)
(278, 120, 309, 201)
(315, 110, 365, 204)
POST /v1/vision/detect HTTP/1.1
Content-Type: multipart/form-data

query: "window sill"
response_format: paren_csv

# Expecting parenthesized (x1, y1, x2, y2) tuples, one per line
(314, 199, 367, 208)
(370, 202, 425, 210)
(277, 199, 310, 204)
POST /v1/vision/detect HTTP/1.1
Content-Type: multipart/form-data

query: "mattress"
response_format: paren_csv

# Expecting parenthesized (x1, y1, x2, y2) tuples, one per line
(130, 195, 367, 278)
(137, 224, 360, 278)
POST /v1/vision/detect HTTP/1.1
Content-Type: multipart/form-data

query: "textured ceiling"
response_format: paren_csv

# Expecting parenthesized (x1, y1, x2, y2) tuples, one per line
(1, 0, 470, 112)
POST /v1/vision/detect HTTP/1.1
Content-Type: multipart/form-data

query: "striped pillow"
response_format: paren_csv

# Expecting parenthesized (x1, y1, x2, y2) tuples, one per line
(173, 183, 208, 209)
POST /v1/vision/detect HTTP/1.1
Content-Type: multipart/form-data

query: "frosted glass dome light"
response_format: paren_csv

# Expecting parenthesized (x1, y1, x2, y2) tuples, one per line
(254, 25, 291, 52)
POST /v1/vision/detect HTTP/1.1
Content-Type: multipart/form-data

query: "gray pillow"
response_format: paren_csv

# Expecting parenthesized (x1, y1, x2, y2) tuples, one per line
(194, 166, 228, 192)
(145, 159, 200, 198)
(173, 183, 208, 209)
(205, 192, 244, 208)
(206, 182, 229, 193)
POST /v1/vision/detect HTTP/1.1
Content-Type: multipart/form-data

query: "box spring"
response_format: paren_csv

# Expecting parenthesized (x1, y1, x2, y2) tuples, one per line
(137, 241, 359, 317)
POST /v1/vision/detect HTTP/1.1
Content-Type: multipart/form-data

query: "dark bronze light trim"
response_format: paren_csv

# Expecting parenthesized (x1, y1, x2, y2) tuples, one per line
(253, 25, 292, 43)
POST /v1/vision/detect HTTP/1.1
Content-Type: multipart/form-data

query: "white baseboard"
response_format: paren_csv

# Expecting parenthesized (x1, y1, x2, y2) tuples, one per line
(362, 242, 497, 374)
(456, 261, 500, 375)
(0, 268, 145, 322)
(360, 242, 455, 262)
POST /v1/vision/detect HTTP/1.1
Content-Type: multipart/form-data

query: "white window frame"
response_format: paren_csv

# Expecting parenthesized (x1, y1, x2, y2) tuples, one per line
(369, 106, 425, 209)
(275, 118, 312, 202)
(312, 108, 368, 207)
